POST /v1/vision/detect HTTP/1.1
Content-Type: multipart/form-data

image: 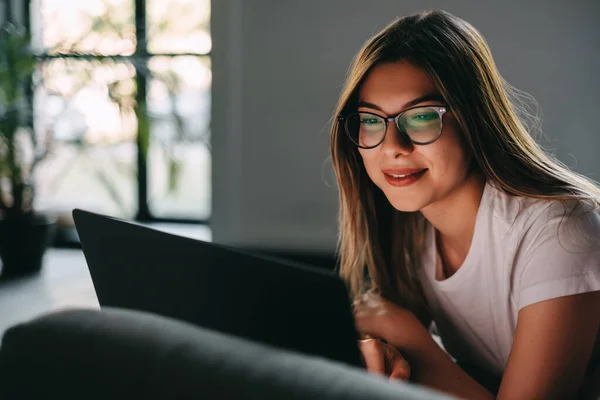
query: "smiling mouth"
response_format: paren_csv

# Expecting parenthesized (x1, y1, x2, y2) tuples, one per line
(383, 168, 427, 177)
(383, 169, 428, 187)
(388, 172, 418, 178)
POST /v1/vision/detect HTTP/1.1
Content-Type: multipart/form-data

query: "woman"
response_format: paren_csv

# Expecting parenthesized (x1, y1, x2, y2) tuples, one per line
(330, 9, 600, 400)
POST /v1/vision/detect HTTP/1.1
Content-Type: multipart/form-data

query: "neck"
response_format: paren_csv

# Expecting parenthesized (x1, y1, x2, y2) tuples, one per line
(420, 171, 486, 258)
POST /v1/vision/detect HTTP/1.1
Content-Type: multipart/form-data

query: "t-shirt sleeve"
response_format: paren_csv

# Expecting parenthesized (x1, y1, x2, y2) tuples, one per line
(516, 202, 600, 311)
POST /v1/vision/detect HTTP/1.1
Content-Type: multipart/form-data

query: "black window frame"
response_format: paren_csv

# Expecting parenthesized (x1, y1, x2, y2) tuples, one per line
(20, 0, 211, 226)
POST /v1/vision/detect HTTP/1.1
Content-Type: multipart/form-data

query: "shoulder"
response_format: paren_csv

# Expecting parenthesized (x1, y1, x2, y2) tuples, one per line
(485, 181, 600, 255)
(482, 182, 600, 309)
(498, 193, 600, 310)
(518, 198, 600, 256)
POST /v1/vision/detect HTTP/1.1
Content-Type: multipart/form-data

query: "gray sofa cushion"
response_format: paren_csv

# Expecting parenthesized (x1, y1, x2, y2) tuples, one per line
(0, 307, 453, 399)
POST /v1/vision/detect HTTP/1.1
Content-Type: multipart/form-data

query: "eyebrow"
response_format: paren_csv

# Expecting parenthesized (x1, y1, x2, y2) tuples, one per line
(357, 93, 445, 114)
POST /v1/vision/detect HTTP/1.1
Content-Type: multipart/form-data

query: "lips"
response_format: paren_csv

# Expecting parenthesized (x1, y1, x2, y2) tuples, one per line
(382, 168, 428, 187)
(382, 168, 427, 178)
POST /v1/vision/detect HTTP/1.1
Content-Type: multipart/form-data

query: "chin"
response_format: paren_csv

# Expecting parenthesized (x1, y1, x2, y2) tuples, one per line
(375, 180, 433, 212)
(387, 197, 428, 213)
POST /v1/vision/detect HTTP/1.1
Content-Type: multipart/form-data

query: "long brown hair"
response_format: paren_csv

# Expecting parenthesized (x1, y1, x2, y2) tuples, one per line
(330, 9, 600, 316)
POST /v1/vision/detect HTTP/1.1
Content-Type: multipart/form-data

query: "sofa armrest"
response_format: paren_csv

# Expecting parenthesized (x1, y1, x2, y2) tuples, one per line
(0, 307, 454, 399)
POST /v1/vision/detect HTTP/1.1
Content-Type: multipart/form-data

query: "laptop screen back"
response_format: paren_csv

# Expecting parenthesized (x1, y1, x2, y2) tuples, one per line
(73, 209, 362, 367)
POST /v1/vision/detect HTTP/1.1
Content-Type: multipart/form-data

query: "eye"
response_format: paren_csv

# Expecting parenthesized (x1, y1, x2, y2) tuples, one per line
(411, 112, 437, 121)
(360, 117, 380, 125)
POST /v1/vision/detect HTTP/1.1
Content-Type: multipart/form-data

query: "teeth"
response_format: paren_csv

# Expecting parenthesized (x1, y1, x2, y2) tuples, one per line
(388, 170, 425, 178)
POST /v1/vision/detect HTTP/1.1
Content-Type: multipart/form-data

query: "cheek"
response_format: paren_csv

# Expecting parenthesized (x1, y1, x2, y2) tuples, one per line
(420, 145, 450, 175)
(436, 148, 451, 178)
(427, 132, 470, 178)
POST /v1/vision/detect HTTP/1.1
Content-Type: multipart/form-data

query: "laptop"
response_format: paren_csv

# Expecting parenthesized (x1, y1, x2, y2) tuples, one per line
(72, 208, 363, 367)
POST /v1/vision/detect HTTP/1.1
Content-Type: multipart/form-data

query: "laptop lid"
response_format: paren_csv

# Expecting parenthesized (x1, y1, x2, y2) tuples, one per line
(72, 209, 362, 367)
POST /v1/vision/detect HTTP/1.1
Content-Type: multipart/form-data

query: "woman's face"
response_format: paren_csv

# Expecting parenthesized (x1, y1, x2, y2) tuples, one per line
(356, 61, 473, 213)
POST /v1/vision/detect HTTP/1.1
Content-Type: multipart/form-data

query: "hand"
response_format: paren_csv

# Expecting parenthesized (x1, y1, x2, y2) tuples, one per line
(358, 337, 411, 381)
(353, 290, 432, 351)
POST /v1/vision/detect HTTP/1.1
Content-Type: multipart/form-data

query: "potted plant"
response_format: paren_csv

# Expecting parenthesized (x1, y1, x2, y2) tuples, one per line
(0, 23, 55, 279)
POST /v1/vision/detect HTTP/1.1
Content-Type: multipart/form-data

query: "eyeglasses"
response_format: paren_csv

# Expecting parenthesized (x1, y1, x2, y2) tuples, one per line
(337, 106, 448, 149)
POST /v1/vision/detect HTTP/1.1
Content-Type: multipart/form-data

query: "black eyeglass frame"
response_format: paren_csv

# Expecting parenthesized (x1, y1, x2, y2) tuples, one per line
(337, 105, 448, 149)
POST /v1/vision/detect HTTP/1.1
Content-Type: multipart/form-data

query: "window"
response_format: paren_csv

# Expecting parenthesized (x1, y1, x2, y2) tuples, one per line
(31, 0, 211, 223)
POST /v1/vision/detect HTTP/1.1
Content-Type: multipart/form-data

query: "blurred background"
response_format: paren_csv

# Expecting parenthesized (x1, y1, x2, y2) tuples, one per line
(0, 0, 598, 334)
(31, 0, 212, 228)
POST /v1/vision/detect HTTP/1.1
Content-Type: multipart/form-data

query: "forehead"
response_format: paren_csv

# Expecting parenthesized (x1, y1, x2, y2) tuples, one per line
(358, 61, 438, 111)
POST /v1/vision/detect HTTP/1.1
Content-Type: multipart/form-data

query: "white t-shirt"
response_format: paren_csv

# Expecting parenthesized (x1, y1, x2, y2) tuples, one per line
(418, 180, 600, 378)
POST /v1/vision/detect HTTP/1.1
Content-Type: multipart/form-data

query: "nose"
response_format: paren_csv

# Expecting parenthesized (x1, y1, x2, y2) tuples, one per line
(380, 122, 413, 158)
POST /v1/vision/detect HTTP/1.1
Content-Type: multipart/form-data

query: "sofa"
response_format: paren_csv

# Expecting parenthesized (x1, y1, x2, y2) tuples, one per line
(0, 307, 455, 399)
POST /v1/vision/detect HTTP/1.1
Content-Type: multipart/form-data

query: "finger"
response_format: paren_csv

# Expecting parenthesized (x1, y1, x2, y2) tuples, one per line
(358, 339, 386, 376)
(388, 355, 411, 381)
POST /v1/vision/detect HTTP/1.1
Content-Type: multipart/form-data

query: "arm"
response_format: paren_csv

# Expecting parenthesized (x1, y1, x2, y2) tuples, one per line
(357, 206, 600, 398)
(355, 298, 496, 399)
(411, 292, 600, 399)
(356, 292, 600, 399)
(496, 204, 600, 398)
(496, 291, 600, 400)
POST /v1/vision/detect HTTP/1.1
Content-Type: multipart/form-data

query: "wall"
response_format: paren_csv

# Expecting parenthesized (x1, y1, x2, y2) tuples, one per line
(211, 0, 600, 253)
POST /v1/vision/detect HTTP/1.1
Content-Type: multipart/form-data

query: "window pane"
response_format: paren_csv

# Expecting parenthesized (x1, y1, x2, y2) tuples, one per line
(38, 0, 135, 55)
(147, 0, 211, 54)
(147, 56, 211, 219)
(34, 58, 138, 218)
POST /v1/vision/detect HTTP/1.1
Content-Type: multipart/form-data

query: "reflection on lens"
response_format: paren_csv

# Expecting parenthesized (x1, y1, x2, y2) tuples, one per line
(399, 107, 441, 144)
(358, 112, 385, 147)
(345, 112, 385, 148)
